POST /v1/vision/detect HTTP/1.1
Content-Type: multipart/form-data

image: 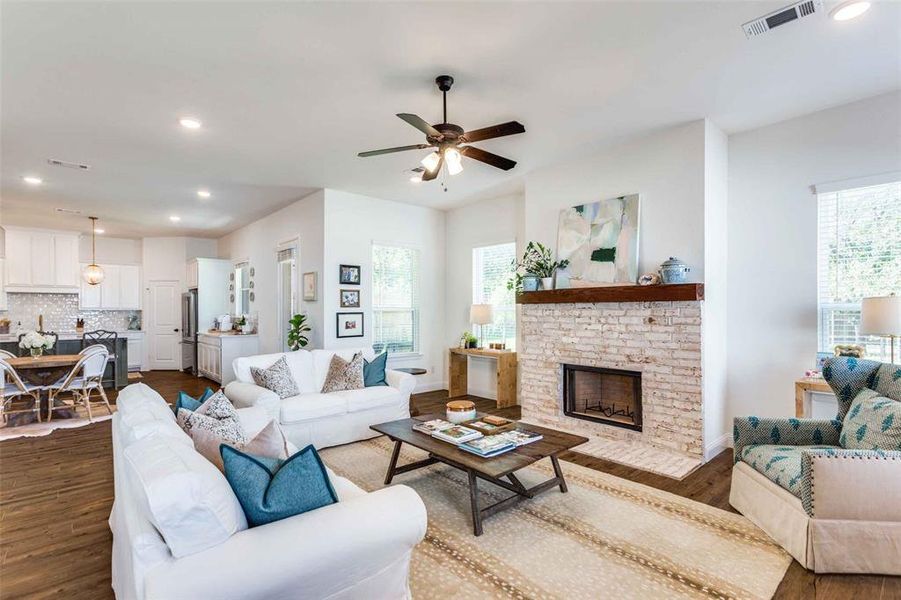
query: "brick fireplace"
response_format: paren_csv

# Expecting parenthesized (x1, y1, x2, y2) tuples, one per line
(517, 285, 705, 460)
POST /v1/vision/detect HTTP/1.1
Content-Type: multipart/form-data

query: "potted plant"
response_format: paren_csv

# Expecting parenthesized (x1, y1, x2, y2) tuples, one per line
(508, 241, 569, 292)
(287, 314, 312, 350)
(19, 331, 54, 358)
(464, 331, 478, 349)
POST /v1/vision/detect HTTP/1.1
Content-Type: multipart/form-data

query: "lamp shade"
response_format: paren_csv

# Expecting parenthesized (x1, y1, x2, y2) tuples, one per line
(470, 304, 494, 326)
(860, 294, 901, 335)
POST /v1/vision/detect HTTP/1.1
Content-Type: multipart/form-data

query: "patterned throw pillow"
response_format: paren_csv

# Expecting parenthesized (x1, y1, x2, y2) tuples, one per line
(250, 356, 299, 399)
(840, 388, 901, 451)
(320, 352, 364, 393)
(192, 419, 289, 472)
(177, 390, 246, 446)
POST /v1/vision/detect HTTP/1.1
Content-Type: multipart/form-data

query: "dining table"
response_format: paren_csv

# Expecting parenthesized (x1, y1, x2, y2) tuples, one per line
(6, 354, 80, 425)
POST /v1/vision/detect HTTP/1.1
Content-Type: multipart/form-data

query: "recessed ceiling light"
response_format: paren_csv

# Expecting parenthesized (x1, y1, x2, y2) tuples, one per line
(169, 215, 181, 222)
(197, 189, 211, 198)
(23, 176, 43, 185)
(831, 0, 870, 20)
(179, 117, 202, 130)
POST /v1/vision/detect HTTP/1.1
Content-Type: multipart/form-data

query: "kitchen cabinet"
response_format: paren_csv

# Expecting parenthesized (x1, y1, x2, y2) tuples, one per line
(0, 258, 7, 311)
(186, 259, 199, 289)
(80, 264, 142, 310)
(122, 331, 145, 371)
(4, 227, 79, 293)
(197, 333, 258, 385)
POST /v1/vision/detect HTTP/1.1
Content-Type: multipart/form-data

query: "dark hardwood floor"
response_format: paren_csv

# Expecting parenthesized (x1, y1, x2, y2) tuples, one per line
(0, 371, 897, 599)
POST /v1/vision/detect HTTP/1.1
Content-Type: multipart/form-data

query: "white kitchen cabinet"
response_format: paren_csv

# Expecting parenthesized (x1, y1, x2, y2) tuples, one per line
(79, 263, 142, 310)
(197, 333, 258, 385)
(4, 227, 79, 292)
(0, 258, 7, 311)
(186, 259, 199, 289)
(123, 331, 145, 371)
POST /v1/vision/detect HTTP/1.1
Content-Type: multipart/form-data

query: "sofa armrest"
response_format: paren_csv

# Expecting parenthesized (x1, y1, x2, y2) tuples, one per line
(224, 382, 280, 422)
(143, 485, 427, 600)
(385, 369, 416, 398)
(800, 449, 901, 520)
(732, 416, 842, 463)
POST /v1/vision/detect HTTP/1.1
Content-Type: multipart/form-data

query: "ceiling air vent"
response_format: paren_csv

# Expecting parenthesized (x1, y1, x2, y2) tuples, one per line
(742, 0, 823, 38)
(47, 158, 91, 170)
(55, 207, 82, 215)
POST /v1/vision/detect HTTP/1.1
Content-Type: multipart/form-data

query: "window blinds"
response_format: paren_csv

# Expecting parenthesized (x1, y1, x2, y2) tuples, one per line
(372, 244, 420, 354)
(472, 242, 517, 348)
(817, 181, 901, 360)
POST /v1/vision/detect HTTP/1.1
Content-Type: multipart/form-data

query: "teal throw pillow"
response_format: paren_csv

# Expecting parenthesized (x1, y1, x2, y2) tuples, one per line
(221, 444, 338, 527)
(840, 388, 901, 451)
(363, 352, 388, 387)
(173, 387, 215, 414)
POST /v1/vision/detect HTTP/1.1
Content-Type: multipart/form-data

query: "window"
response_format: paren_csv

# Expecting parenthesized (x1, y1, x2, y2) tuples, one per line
(372, 244, 420, 355)
(234, 262, 250, 316)
(277, 246, 297, 351)
(817, 180, 901, 361)
(472, 242, 517, 348)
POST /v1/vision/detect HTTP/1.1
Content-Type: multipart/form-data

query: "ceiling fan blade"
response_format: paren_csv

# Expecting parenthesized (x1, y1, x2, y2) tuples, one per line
(358, 144, 431, 158)
(421, 155, 443, 181)
(461, 121, 525, 144)
(397, 113, 442, 138)
(460, 146, 517, 171)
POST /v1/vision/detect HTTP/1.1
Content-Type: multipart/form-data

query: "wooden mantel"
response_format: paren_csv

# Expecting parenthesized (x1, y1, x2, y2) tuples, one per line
(516, 283, 704, 304)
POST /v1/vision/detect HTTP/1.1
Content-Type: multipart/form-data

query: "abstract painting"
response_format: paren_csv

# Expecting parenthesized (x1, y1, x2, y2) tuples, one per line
(556, 194, 640, 285)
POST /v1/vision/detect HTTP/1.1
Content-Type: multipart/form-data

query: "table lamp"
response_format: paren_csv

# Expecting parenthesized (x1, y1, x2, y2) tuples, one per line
(469, 304, 494, 349)
(861, 293, 901, 364)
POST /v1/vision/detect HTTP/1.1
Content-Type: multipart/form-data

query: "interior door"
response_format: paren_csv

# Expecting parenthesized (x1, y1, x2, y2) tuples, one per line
(148, 280, 180, 370)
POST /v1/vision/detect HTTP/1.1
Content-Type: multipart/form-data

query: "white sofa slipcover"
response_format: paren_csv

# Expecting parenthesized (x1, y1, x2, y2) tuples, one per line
(110, 382, 427, 600)
(225, 347, 415, 450)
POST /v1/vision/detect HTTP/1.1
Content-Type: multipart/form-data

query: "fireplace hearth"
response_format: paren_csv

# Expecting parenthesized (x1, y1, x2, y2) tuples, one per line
(562, 364, 642, 432)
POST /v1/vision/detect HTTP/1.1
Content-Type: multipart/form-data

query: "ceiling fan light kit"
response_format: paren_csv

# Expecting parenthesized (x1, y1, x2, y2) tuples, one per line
(359, 75, 525, 186)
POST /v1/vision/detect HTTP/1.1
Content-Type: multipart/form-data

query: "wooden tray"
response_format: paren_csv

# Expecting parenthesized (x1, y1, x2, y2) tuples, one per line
(462, 418, 516, 436)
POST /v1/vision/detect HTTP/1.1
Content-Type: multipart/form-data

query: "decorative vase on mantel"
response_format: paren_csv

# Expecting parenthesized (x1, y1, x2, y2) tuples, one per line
(30, 347, 43, 358)
(540, 277, 554, 290)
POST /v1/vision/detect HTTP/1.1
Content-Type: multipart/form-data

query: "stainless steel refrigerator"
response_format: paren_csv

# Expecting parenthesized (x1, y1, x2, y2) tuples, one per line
(181, 290, 198, 375)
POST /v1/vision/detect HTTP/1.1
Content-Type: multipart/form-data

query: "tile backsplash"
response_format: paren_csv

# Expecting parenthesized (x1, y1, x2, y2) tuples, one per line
(1, 293, 140, 333)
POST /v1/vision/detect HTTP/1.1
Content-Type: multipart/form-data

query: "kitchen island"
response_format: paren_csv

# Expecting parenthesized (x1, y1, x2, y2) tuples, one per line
(0, 334, 129, 389)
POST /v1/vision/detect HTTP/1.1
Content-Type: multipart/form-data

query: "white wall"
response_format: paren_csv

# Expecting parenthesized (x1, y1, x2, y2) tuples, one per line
(702, 120, 729, 459)
(445, 194, 523, 397)
(524, 120, 707, 281)
(217, 190, 325, 353)
(727, 91, 901, 423)
(79, 236, 142, 265)
(142, 236, 216, 290)
(322, 189, 446, 392)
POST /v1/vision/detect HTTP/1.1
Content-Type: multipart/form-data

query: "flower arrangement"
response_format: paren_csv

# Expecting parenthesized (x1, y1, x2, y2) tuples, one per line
(19, 331, 55, 357)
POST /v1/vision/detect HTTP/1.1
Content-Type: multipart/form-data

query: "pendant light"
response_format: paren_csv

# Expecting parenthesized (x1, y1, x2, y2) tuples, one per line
(83, 217, 105, 285)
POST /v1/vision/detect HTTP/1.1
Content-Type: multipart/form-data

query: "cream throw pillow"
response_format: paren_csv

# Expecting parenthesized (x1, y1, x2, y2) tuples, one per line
(320, 352, 365, 393)
(192, 419, 290, 472)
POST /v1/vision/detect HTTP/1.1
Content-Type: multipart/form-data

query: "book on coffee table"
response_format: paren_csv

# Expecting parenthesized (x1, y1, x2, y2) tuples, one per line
(459, 435, 517, 457)
(498, 429, 544, 447)
(412, 418, 454, 435)
(431, 425, 482, 445)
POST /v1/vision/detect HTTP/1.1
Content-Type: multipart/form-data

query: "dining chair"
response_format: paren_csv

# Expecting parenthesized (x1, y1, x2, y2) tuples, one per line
(0, 357, 43, 424)
(46, 347, 113, 422)
(0, 349, 15, 360)
(16, 331, 59, 357)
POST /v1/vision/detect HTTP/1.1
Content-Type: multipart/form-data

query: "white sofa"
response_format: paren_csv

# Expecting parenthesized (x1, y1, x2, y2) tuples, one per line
(224, 347, 415, 450)
(110, 382, 427, 600)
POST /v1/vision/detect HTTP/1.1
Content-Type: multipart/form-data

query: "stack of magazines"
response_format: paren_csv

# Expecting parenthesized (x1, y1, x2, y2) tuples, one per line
(459, 435, 517, 457)
(412, 418, 455, 434)
(431, 425, 483, 445)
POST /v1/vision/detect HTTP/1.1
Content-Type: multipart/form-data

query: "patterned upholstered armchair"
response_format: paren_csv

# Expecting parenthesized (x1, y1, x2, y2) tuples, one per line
(729, 357, 901, 574)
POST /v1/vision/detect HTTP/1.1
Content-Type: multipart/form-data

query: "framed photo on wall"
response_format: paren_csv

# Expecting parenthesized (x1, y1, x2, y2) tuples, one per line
(303, 272, 317, 301)
(339, 264, 361, 285)
(336, 312, 364, 338)
(340, 289, 360, 308)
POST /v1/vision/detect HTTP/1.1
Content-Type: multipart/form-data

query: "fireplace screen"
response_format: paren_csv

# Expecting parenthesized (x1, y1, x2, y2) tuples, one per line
(562, 364, 642, 431)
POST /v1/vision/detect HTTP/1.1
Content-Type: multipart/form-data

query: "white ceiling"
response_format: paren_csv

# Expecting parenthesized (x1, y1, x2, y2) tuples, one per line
(2, 1, 898, 238)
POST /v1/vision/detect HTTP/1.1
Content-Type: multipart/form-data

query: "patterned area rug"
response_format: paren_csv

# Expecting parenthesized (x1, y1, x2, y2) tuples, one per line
(321, 437, 791, 600)
(0, 405, 116, 441)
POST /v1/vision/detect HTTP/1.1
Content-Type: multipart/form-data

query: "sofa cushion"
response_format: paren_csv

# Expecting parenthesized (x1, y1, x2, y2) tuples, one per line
(312, 348, 375, 391)
(740, 444, 841, 497)
(321, 352, 365, 393)
(870, 363, 901, 402)
(173, 387, 214, 414)
(840, 388, 901, 450)
(221, 444, 338, 527)
(193, 419, 290, 472)
(177, 390, 247, 445)
(336, 386, 401, 413)
(250, 356, 300, 399)
(364, 352, 388, 387)
(279, 393, 347, 424)
(123, 436, 248, 557)
(233, 351, 316, 393)
(116, 383, 191, 448)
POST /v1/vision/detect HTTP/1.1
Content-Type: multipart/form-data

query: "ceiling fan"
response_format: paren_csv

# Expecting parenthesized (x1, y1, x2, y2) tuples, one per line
(358, 75, 525, 183)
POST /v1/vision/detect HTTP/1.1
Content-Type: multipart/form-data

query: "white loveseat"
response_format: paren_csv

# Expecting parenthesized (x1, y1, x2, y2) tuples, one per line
(110, 382, 427, 600)
(224, 347, 415, 450)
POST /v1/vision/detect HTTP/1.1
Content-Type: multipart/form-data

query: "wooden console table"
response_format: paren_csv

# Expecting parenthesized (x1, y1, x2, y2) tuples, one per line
(795, 377, 835, 418)
(448, 348, 517, 408)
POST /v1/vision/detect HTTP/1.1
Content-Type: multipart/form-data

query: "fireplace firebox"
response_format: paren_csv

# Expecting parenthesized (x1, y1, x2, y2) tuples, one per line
(562, 364, 642, 431)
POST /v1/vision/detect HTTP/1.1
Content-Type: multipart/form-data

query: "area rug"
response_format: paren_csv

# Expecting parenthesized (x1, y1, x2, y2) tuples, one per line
(0, 406, 116, 441)
(321, 437, 791, 600)
(569, 437, 702, 480)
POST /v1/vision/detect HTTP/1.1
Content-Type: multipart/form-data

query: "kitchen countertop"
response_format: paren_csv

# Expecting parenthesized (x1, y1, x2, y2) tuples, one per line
(199, 330, 258, 338)
(0, 330, 145, 343)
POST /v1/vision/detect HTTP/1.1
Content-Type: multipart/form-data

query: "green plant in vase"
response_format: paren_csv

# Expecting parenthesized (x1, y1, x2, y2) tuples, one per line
(287, 314, 312, 350)
(507, 241, 569, 292)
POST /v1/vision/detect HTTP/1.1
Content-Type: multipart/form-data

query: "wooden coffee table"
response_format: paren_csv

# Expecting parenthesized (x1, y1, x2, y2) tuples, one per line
(370, 416, 588, 536)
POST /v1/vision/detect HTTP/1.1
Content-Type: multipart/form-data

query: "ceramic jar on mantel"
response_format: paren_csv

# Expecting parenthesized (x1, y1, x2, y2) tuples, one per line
(659, 257, 691, 284)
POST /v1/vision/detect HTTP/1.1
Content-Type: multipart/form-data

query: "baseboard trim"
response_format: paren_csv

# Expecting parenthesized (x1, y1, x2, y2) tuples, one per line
(705, 432, 732, 461)
(412, 381, 446, 394)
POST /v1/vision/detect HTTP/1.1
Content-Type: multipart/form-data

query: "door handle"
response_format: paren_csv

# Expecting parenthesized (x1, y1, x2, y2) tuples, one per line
(173, 328, 179, 332)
